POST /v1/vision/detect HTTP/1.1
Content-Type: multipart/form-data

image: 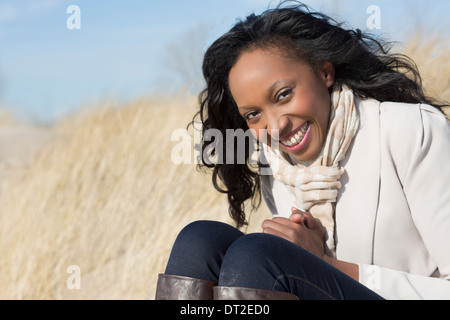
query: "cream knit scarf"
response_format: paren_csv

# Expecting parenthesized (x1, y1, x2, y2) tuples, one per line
(263, 84, 359, 257)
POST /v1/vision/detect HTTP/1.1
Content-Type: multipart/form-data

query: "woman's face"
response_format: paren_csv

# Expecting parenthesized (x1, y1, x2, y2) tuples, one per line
(228, 48, 335, 162)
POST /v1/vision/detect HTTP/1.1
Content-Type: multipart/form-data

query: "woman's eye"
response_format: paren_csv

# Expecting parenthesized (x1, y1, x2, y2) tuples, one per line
(277, 89, 293, 102)
(244, 111, 260, 121)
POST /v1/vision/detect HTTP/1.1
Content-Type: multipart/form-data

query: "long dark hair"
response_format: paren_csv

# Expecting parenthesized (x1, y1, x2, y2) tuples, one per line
(193, 1, 447, 228)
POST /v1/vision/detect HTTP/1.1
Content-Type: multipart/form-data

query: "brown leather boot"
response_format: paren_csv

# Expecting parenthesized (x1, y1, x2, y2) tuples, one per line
(155, 274, 217, 300)
(213, 286, 299, 300)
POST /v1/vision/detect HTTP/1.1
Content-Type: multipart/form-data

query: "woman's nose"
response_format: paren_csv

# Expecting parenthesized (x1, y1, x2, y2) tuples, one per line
(266, 112, 289, 140)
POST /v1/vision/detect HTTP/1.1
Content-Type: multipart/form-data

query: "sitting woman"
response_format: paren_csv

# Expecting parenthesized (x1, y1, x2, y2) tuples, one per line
(155, 2, 450, 300)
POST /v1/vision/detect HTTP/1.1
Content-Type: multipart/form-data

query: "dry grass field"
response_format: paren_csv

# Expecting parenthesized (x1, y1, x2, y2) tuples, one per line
(0, 33, 448, 299)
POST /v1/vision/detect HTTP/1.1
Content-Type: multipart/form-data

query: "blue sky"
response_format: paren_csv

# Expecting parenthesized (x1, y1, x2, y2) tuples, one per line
(0, 0, 448, 124)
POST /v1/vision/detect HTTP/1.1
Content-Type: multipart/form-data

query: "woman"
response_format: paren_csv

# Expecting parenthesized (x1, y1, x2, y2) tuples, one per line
(155, 2, 450, 300)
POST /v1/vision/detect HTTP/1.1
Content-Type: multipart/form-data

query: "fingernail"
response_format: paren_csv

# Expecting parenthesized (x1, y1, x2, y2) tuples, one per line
(291, 207, 297, 213)
(294, 213, 303, 219)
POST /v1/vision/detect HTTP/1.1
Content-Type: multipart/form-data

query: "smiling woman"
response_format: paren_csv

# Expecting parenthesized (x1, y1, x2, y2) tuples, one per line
(155, 1, 450, 300)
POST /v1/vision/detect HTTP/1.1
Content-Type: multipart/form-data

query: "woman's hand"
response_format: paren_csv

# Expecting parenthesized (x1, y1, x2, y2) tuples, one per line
(262, 207, 360, 281)
(261, 207, 327, 260)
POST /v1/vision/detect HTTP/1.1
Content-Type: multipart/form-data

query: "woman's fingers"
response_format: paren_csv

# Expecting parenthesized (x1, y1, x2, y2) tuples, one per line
(289, 211, 305, 224)
(291, 207, 318, 229)
(290, 207, 309, 226)
(262, 218, 288, 231)
(262, 226, 288, 240)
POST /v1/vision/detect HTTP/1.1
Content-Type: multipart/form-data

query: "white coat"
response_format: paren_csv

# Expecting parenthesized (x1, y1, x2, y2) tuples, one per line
(261, 97, 450, 299)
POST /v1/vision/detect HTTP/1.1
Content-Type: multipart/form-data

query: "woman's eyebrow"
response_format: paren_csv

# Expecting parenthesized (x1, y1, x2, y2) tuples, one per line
(237, 105, 256, 111)
(268, 80, 287, 92)
(268, 79, 296, 95)
(237, 79, 295, 110)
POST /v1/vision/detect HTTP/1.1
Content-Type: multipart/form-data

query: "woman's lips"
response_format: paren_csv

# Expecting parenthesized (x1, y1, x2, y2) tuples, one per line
(280, 122, 311, 151)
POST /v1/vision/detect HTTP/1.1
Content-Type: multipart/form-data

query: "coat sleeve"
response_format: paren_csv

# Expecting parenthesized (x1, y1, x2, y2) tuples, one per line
(359, 104, 450, 300)
(358, 263, 450, 299)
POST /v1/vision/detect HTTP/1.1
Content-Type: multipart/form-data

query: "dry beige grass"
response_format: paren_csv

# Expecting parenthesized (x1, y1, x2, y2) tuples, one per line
(402, 31, 450, 118)
(0, 94, 270, 299)
(0, 32, 448, 300)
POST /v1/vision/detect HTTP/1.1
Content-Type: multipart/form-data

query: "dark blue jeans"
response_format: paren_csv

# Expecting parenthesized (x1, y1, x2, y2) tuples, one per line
(164, 220, 383, 300)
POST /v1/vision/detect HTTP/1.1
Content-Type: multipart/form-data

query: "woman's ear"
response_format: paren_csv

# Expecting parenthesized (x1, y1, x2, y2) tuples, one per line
(318, 61, 335, 88)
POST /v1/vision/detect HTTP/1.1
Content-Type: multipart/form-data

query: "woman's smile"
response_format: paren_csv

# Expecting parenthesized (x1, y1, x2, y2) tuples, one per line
(280, 121, 311, 151)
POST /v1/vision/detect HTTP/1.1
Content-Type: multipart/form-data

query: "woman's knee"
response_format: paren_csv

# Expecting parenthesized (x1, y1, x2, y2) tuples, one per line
(165, 220, 244, 280)
(172, 220, 243, 253)
(229, 232, 269, 252)
(221, 233, 279, 266)
(218, 233, 282, 285)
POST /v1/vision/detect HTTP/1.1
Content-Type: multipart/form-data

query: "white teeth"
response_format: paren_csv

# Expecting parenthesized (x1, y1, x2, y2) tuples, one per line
(281, 122, 310, 147)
